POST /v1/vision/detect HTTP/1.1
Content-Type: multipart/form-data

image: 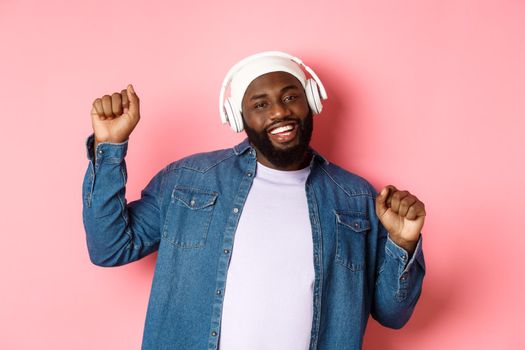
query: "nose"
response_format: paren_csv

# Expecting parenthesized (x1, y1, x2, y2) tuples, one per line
(269, 100, 291, 120)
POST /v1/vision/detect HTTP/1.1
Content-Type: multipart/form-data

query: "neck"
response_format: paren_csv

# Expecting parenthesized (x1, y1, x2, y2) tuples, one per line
(254, 148, 312, 171)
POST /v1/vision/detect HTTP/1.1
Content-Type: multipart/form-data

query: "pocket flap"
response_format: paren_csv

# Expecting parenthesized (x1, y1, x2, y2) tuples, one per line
(335, 212, 370, 232)
(172, 187, 218, 210)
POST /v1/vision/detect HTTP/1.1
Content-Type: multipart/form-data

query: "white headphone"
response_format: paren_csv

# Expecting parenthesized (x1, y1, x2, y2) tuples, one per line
(219, 51, 328, 133)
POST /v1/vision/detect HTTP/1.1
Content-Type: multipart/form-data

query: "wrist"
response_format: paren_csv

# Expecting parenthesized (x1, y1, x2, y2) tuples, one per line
(95, 137, 129, 144)
(389, 234, 419, 255)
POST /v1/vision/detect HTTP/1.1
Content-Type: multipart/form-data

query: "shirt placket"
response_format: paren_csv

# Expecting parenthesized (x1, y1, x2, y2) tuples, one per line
(207, 150, 257, 350)
(305, 164, 323, 350)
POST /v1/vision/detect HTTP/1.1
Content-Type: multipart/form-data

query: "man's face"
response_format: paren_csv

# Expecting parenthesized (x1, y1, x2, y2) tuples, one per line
(241, 71, 313, 169)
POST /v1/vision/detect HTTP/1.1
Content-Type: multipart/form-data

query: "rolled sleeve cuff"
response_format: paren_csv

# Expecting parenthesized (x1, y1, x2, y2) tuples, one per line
(85, 133, 129, 164)
(386, 233, 425, 274)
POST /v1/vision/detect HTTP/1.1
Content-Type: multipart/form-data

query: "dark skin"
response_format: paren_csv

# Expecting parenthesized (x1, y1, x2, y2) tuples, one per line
(240, 72, 426, 254)
(241, 71, 312, 171)
(89, 76, 426, 254)
(91, 84, 140, 162)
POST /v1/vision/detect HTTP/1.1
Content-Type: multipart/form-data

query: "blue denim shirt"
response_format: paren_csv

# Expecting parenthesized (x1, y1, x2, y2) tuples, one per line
(82, 134, 425, 350)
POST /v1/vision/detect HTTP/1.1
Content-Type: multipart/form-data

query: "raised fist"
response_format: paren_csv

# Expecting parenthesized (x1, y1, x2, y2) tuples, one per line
(90, 84, 140, 145)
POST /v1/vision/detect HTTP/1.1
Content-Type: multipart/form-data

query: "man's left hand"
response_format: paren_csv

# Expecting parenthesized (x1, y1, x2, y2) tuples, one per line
(375, 185, 426, 255)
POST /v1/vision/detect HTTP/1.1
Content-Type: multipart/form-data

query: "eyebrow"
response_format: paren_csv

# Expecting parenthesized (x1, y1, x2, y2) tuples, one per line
(249, 84, 300, 101)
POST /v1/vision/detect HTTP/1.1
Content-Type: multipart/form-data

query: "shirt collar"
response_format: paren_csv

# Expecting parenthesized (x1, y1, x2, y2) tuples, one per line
(233, 138, 253, 156)
(233, 138, 329, 166)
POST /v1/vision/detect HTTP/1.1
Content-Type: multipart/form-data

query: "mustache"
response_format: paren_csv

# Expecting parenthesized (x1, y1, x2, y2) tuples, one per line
(264, 117, 301, 133)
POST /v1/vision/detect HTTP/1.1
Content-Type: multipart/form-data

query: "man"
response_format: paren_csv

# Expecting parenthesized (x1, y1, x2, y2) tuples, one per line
(83, 51, 426, 350)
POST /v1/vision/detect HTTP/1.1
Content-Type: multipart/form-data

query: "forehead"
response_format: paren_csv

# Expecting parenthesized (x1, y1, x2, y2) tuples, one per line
(243, 71, 303, 100)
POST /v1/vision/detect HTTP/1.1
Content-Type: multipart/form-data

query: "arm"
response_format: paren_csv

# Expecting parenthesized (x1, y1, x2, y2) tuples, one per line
(370, 217, 425, 328)
(369, 185, 426, 328)
(82, 134, 165, 267)
(83, 84, 164, 267)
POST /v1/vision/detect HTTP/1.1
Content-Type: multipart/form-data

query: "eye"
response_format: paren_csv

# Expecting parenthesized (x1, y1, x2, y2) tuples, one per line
(254, 102, 267, 110)
(283, 95, 298, 102)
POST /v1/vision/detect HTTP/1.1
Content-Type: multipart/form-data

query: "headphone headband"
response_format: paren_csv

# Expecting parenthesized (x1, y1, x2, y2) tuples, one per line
(219, 51, 327, 124)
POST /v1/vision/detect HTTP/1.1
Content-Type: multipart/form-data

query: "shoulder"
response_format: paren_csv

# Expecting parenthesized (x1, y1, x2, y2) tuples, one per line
(315, 159, 378, 198)
(163, 146, 237, 174)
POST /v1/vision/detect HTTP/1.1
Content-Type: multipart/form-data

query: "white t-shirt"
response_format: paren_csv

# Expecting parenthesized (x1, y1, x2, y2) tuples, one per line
(219, 161, 315, 350)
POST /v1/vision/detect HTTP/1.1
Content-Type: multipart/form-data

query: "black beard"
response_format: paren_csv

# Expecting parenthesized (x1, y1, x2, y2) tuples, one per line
(243, 110, 313, 168)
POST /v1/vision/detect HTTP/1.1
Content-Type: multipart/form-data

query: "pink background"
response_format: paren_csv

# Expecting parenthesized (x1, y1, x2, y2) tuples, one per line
(1, 0, 524, 348)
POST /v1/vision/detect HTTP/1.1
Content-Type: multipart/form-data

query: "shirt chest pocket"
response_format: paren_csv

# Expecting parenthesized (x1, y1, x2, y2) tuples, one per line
(162, 186, 218, 248)
(335, 211, 370, 272)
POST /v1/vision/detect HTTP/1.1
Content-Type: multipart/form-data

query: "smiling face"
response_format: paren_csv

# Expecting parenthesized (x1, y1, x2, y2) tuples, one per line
(241, 71, 313, 170)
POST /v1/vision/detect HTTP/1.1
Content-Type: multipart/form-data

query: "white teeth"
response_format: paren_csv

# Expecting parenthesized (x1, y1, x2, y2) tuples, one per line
(270, 125, 294, 134)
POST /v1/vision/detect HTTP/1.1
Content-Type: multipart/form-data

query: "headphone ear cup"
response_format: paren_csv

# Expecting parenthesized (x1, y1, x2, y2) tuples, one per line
(305, 79, 323, 115)
(225, 97, 244, 132)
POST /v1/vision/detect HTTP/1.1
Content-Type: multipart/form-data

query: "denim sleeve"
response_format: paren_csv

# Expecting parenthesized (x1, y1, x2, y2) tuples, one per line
(368, 190, 426, 329)
(82, 133, 165, 267)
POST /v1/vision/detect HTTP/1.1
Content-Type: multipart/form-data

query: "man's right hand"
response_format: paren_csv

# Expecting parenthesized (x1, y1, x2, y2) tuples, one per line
(90, 84, 140, 149)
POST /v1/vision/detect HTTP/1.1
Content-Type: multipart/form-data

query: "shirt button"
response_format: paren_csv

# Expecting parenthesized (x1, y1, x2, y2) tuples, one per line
(224, 249, 230, 254)
(401, 255, 407, 261)
(401, 274, 407, 281)
(216, 289, 222, 295)
(247, 172, 252, 177)
(211, 331, 217, 336)
(190, 199, 196, 207)
(233, 207, 239, 213)
(98, 149, 103, 154)
(354, 222, 359, 229)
